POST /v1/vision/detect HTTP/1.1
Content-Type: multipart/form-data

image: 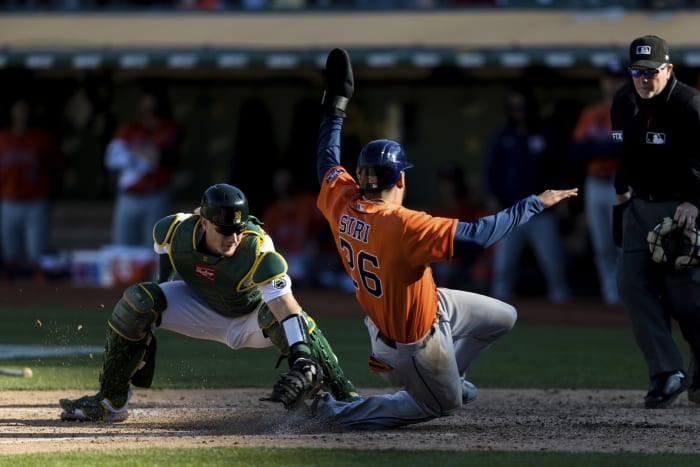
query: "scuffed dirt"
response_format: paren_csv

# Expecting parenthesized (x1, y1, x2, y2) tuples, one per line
(1, 388, 698, 455)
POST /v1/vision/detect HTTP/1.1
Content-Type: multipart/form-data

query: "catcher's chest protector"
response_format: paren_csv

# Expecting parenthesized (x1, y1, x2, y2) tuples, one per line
(168, 216, 263, 317)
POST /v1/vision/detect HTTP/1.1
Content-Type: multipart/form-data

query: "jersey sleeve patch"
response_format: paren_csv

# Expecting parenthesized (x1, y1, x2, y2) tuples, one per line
(325, 167, 346, 185)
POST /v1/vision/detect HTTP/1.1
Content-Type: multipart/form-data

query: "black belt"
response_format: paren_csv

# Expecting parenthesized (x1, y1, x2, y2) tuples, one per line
(376, 326, 436, 349)
(633, 191, 677, 202)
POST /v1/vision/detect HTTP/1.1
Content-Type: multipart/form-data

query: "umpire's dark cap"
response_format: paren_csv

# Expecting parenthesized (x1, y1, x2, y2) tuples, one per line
(629, 35, 669, 68)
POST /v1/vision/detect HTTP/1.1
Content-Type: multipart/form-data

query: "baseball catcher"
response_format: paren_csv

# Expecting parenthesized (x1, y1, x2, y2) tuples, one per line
(60, 183, 360, 421)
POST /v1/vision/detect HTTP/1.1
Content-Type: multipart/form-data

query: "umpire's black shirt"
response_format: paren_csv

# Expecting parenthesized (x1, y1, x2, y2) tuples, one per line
(611, 73, 700, 208)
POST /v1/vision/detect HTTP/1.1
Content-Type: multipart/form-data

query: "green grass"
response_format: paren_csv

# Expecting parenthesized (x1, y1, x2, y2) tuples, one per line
(0, 302, 695, 466)
(0, 302, 377, 391)
(0, 302, 688, 391)
(3, 447, 700, 467)
(467, 322, 661, 389)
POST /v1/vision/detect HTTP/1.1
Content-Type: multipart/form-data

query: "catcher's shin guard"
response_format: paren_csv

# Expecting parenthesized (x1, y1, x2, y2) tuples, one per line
(306, 316, 360, 402)
(99, 328, 149, 404)
(100, 282, 167, 400)
(131, 331, 157, 388)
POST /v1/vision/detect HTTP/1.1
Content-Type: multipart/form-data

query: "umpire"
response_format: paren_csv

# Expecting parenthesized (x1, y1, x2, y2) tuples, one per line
(612, 34, 700, 408)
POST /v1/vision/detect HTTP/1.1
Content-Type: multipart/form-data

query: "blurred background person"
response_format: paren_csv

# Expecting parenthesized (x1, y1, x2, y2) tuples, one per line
(0, 96, 63, 282)
(104, 84, 184, 248)
(261, 167, 324, 287)
(484, 84, 571, 302)
(429, 162, 490, 291)
(568, 61, 628, 305)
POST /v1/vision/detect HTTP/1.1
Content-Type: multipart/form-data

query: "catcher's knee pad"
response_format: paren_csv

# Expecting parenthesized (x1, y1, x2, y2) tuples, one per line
(109, 282, 167, 341)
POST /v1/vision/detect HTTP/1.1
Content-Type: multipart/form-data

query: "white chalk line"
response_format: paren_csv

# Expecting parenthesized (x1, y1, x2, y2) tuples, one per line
(0, 344, 103, 359)
(0, 431, 205, 444)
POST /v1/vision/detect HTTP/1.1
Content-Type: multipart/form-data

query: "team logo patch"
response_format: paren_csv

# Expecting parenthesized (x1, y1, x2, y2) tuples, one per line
(195, 263, 216, 281)
(646, 132, 666, 144)
(325, 168, 345, 184)
(612, 130, 623, 142)
(272, 277, 287, 289)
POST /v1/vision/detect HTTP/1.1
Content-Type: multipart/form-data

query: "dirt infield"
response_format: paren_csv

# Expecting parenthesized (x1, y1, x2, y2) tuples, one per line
(2, 388, 699, 455)
(5, 282, 680, 456)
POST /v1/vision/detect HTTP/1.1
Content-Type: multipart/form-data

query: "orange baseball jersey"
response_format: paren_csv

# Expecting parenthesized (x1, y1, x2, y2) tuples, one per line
(114, 119, 182, 192)
(262, 190, 324, 254)
(571, 103, 619, 178)
(571, 103, 612, 142)
(318, 167, 458, 343)
(0, 127, 60, 200)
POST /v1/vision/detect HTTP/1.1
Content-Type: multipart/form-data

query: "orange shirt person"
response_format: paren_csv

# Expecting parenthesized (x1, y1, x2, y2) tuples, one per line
(104, 87, 183, 247)
(310, 48, 578, 429)
(0, 97, 63, 279)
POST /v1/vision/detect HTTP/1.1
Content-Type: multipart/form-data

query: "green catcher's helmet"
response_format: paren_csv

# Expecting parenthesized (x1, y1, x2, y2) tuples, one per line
(200, 184, 250, 232)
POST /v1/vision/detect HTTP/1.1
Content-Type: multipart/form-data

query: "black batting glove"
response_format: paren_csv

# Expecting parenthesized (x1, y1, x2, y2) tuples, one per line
(322, 48, 354, 118)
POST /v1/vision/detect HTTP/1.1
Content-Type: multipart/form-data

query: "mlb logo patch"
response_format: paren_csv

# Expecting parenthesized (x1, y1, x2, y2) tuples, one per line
(636, 45, 652, 56)
(646, 132, 666, 144)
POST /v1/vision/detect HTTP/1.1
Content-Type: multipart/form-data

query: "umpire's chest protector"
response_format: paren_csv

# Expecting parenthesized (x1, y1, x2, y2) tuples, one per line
(168, 216, 263, 317)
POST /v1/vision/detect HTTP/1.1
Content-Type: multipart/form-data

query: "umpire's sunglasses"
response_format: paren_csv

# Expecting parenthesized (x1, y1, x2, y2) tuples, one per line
(214, 223, 246, 236)
(628, 65, 667, 78)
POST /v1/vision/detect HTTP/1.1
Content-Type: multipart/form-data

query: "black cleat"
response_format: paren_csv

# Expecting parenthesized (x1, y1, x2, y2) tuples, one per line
(644, 370, 689, 409)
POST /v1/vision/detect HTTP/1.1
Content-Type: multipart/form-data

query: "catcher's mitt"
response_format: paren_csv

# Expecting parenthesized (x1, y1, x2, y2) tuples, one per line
(261, 357, 323, 410)
(647, 216, 700, 271)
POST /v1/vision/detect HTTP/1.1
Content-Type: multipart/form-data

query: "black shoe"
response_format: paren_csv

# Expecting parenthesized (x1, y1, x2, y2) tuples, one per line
(644, 370, 689, 409)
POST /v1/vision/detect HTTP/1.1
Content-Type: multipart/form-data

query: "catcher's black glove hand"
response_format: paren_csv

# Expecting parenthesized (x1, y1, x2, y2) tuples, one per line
(322, 48, 354, 118)
(260, 357, 323, 410)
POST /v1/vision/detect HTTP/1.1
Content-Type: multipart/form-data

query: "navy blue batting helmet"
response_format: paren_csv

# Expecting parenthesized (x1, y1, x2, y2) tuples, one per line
(356, 139, 413, 190)
(200, 184, 250, 228)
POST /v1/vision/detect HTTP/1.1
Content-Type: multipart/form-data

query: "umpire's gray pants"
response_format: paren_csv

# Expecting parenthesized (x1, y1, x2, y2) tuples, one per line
(617, 198, 700, 379)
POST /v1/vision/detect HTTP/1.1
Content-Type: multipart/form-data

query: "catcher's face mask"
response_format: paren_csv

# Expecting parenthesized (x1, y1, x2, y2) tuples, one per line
(647, 216, 700, 270)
